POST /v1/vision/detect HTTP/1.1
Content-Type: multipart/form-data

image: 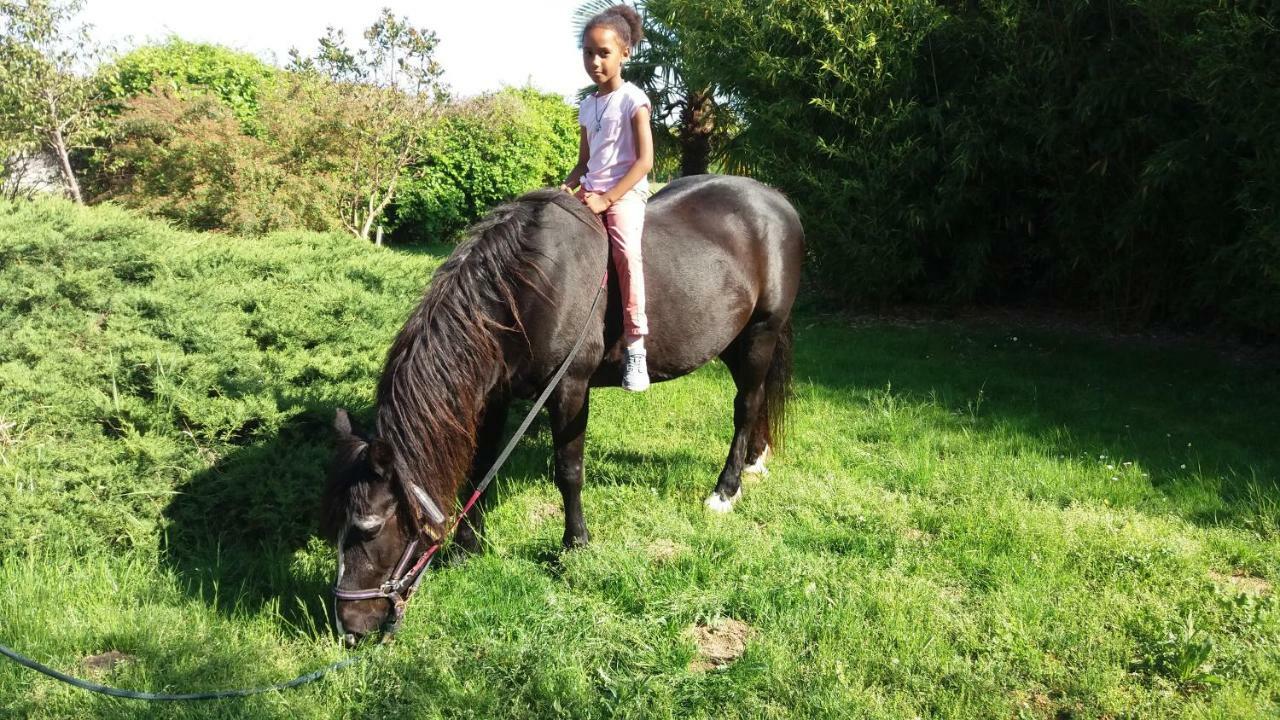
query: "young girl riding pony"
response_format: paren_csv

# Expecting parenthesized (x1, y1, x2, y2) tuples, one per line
(560, 5, 654, 392)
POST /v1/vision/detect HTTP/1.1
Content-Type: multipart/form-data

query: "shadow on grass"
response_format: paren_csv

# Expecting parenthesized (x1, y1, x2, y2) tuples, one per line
(160, 402, 341, 635)
(790, 316, 1280, 532)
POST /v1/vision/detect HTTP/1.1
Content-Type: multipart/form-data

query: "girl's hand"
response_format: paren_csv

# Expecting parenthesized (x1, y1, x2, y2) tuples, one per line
(583, 192, 612, 214)
(559, 183, 574, 194)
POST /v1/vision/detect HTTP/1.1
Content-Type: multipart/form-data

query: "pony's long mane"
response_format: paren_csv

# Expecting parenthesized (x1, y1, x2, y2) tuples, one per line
(324, 189, 597, 536)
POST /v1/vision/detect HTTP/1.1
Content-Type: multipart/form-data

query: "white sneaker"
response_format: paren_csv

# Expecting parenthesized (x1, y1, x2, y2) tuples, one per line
(622, 348, 650, 392)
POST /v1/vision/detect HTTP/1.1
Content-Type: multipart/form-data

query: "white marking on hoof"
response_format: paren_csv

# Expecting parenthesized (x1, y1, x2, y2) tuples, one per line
(704, 488, 742, 513)
(744, 444, 771, 477)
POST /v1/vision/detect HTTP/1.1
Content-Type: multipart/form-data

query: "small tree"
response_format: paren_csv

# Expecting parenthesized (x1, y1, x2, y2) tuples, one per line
(0, 0, 112, 203)
(287, 8, 446, 241)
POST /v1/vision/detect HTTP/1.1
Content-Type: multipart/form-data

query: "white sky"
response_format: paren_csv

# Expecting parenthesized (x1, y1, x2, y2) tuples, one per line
(79, 0, 592, 101)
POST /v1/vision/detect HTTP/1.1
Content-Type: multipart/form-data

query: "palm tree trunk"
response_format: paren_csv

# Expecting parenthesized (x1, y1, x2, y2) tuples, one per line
(677, 89, 714, 177)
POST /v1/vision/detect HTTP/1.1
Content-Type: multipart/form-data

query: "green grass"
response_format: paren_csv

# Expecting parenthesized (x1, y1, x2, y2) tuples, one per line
(1, 198, 1278, 718)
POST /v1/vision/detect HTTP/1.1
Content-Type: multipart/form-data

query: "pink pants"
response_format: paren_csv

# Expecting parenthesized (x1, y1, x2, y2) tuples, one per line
(579, 186, 648, 337)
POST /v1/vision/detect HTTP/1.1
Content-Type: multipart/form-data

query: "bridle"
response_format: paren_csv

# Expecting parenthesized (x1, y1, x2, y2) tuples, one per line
(332, 478, 449, 637)
(332, 195, 608, 640)
(332, 520, 442, 637)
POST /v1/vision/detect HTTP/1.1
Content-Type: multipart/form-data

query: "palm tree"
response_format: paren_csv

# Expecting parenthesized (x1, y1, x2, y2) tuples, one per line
(571, 0, 737, 177)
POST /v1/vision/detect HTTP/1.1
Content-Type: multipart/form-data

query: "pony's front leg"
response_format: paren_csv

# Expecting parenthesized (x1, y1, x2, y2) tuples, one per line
(549, 378, 591, 548)
(454, 398, 509, 555)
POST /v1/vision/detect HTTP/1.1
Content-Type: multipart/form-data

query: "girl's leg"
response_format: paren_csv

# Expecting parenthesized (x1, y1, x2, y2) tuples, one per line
(605, 190, 648, 342)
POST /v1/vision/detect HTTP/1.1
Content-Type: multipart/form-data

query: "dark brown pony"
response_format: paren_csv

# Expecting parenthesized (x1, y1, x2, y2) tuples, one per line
(323, 174, 803, 641)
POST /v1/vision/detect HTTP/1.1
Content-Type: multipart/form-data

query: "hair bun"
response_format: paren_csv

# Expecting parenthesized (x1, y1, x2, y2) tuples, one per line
(583, 4, 645, 49)
(605, 5, 645, 47)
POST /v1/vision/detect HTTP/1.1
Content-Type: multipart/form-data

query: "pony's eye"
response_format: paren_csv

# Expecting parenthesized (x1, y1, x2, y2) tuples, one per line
(352, 515, 386, 536)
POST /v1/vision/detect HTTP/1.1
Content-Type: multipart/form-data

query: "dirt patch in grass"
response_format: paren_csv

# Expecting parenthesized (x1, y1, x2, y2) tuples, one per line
(0, 417, 19, 449)
(902, 527, 934, 544)
(689, 618, 752, 671)
(80, 650, 135, 676)
(648, 539, 684, 564)
(1008, 690, 1056, 719)
(528, 502, 560, 526)
(1210, 570, 1272, 597)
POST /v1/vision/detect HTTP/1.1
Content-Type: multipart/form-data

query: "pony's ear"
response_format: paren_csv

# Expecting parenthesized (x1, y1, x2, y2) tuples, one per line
(333, 408, 367, 440)
(368, 438, 394, 478)
(333, 408, 352, 435)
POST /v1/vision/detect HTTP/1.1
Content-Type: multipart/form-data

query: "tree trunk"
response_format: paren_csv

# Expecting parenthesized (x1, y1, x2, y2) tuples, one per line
(677, 89, 714, 177)
(359, 185, 396, 242)
(48, 126, 83, 204)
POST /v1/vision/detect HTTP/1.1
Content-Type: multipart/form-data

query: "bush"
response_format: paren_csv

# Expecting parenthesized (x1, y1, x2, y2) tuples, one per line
(100, 38, 277, 128)
(0, 196, 441, 554)
(389, 87, 578, 242)
(95, 83, 340, 235)
(651, 0, 1280, 336)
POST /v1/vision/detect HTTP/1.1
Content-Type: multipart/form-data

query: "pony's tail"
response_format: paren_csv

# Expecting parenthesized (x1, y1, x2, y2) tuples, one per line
(765, 318, 793, 453)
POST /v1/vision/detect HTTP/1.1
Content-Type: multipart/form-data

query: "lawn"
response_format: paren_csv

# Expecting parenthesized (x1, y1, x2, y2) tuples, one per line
(1, 198, 1277, 718)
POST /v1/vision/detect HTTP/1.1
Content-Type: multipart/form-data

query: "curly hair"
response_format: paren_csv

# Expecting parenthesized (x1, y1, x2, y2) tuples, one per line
(582, 5, 645, 51)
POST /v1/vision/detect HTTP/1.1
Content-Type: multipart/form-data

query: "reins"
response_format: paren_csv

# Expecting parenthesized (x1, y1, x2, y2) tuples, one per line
(2, 195, 609, 702)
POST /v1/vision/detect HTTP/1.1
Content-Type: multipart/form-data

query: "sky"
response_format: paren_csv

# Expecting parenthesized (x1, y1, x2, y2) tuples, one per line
(78, 0, 593, 101)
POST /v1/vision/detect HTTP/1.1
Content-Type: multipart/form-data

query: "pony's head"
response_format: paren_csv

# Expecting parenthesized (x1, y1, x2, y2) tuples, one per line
(322, 409, 442, 645)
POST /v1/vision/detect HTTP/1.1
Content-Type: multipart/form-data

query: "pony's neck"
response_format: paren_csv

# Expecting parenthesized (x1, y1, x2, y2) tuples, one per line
(373, 199, 544, 517)
(374, 312, 505, 515)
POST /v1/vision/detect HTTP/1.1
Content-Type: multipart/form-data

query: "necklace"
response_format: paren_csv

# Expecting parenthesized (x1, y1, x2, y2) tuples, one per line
(592, 90, 615, 133)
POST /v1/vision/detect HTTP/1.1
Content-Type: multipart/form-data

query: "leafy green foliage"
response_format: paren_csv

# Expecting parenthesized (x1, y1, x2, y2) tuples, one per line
(285, 9, 446, 241)
(287, 7, 445, 99)
(92, 80, 576, 242)
(650, 0, 1280, 336)
(390, 87, 579, 242)
(0, 198, 443, 556)
(91, 12, 450, 243)
(100, 38, 277, 127)
(1134, 611, 1222, 691)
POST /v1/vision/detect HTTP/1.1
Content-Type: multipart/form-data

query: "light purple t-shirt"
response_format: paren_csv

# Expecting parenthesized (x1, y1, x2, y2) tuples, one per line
(578, 81, 651, 194)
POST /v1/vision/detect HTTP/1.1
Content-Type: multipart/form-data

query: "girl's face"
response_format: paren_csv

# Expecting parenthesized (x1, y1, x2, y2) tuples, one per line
(582, 26, 629, 88)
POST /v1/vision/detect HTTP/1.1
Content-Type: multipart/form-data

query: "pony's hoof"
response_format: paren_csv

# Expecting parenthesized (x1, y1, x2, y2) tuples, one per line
(704, 488, 742, 513)
(744, 444, 771, 476)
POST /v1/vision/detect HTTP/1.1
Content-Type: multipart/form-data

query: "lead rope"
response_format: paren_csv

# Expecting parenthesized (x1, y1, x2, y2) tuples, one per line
(0, 642, 370, 702)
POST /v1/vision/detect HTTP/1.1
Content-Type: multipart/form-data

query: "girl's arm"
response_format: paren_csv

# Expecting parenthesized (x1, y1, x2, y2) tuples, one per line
(599, 105, 653, 204)
(560, 126, 591, 191)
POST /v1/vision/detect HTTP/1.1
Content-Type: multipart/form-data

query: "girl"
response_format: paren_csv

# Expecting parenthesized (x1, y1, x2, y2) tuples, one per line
(560, 5, 654, 392)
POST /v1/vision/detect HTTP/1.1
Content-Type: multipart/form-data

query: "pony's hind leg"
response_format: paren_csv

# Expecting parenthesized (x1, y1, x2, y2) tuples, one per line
(708, 321, 779, 512)
(744, 401, 772, 476)
(549, 378, 592, 548)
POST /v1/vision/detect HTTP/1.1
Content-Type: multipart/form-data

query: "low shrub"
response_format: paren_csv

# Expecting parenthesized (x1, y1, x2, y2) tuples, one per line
(389, 87, 578, 243)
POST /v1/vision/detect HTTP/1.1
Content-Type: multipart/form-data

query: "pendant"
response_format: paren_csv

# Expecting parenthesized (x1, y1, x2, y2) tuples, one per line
(594, 121, 601, 132)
